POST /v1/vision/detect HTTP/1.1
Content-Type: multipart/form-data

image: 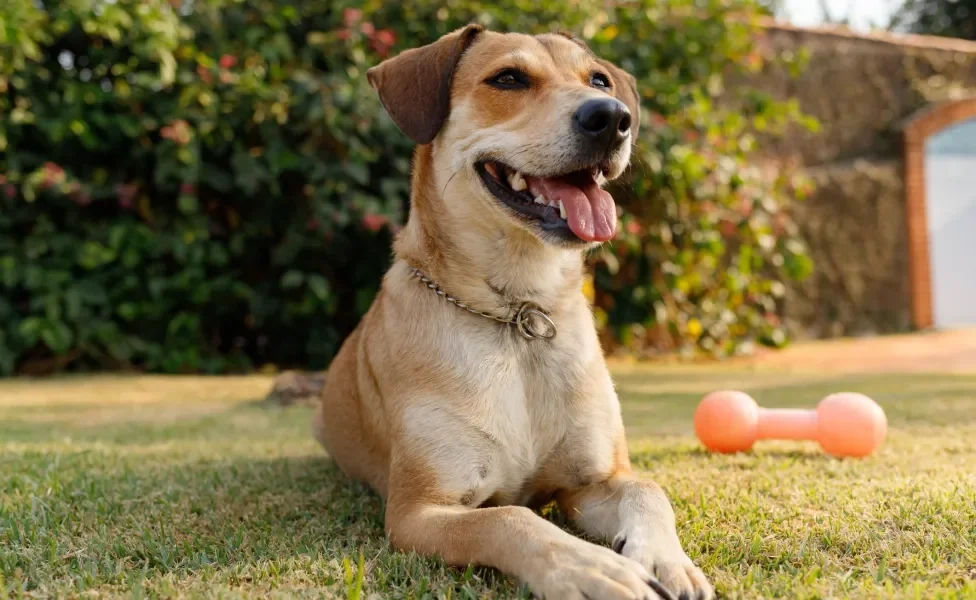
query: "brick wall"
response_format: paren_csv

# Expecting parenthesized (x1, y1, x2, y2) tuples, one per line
(742, 22, 976, 337)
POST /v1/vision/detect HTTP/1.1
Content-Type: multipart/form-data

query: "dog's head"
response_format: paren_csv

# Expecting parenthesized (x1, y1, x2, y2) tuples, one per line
(368, 25, 639, 247)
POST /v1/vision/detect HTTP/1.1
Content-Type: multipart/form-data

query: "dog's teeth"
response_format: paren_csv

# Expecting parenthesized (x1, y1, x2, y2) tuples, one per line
(558, 200, 567, 219)
(509, 171, 527, 191)
(534, 195, 545, 205)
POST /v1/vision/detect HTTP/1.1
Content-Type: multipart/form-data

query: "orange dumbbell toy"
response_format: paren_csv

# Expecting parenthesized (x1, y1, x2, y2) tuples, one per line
(694, 391, 887, 458)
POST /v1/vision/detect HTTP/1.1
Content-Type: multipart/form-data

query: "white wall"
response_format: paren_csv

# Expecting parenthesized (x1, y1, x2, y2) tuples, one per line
(925, 120, 976, 327)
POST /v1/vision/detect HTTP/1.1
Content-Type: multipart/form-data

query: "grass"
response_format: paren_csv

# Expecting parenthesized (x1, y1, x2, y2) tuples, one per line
(2, 367, 976, 599)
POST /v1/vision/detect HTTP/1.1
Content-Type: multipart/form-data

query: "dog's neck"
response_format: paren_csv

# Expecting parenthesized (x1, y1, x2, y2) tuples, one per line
(394, 145, 586, 318)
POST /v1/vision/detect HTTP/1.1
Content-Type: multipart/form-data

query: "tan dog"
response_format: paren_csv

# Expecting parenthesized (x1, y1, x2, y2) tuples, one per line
(314, 25, 714, 600)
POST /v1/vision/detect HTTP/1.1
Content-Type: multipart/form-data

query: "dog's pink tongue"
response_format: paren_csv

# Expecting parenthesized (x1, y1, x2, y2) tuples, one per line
(525, 173, 617, 242)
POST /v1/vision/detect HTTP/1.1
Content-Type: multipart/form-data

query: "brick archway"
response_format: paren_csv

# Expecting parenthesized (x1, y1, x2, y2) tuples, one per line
(903, 98, 976, 329)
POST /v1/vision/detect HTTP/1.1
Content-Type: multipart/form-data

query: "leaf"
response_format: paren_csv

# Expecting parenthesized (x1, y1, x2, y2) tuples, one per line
(0, 256, 17, 288)
(281, 271, 304, 289)
(343, 553, 365, 600)
(785, 254, 814, 281)
(0, 342, 14, 375)
(18, 317, 45, 344)
(40, 320, 74, 353)
(307, 275, 330, 301)
(178, 194, 198, 215)
(355, 287, 376, 316)
(594, 24, 618, 43)
(345, 162, 369, 185)
(117, 303, 138, 321)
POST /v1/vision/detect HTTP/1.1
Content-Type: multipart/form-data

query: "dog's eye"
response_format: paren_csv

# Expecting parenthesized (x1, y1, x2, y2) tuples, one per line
(488, 69, 529, 90)
(590, 73, 611, 90)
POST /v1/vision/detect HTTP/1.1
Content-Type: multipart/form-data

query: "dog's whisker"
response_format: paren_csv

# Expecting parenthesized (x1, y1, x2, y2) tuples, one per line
(441, 167, 464, 197)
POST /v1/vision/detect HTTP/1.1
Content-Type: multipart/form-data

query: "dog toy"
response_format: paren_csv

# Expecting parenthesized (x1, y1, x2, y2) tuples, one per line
(694, 390, 887, 458)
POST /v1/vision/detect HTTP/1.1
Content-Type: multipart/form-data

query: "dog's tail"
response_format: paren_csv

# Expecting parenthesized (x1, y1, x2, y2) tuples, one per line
(264, 371, 326, 406)
(264, 370, 329, 448)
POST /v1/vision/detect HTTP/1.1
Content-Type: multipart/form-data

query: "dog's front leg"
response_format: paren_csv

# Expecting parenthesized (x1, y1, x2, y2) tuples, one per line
(557, 474, 714, 600)
(386, 476, 671, 598)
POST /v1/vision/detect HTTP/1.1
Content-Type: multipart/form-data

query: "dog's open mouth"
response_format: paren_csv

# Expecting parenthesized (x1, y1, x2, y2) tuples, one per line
(476, 161, 617, 242)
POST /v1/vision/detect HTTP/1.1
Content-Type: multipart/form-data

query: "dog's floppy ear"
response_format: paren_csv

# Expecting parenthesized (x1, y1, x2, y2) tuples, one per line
(597, 59, 641, 139)
(367, 24, 484, 145)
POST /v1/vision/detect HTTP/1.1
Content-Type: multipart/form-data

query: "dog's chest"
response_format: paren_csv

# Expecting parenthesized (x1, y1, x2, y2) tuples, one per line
(404, 332, 618, 507)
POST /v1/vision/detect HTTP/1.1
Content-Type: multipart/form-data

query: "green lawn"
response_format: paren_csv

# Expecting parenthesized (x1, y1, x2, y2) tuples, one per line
(2, 367, 975, 599)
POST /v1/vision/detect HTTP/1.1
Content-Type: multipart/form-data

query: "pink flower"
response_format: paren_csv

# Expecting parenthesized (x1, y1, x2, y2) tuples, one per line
(40, 164, 65, 190)
(219, 54, 237, 69)
(3, 184, 15, 199)
(744, 51, 764, 71)
(360, 22, 375, 36)
(773, 213, 789, 235)
(43, 162, 64, 177)
(738, 198, 753, 218)
(72, 190, 92, 206)
(180, 183, 196, 195)
(116, 183, 137, 209)
(343, 8, 362, 27)
(161, 119, 192, 145)
(361, 213, 387, 232)
(196, 64, 212, 84)
(371, 29, 396, 57)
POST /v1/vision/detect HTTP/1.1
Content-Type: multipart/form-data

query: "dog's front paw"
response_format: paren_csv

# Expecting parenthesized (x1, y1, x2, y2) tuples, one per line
(612, 533, 714, 600)
(530, 538, 674, 600)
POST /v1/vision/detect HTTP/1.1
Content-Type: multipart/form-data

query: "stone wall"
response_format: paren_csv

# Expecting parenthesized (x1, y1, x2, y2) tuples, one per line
(742, 22, 976, 338)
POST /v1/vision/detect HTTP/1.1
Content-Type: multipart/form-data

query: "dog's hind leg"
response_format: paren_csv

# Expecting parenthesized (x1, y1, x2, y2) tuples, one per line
(313, 325, 391, 496)
(311, 401, 328, 448)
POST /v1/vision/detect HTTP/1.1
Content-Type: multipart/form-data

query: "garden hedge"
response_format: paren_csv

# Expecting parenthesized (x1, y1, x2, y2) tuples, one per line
(0, 0, 814, 375)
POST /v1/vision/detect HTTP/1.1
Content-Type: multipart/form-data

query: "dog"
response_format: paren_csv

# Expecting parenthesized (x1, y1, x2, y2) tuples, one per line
(313, 25, 714, 600)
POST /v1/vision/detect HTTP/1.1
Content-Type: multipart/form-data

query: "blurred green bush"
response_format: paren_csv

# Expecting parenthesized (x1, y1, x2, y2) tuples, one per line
(0, 0, 814, 375)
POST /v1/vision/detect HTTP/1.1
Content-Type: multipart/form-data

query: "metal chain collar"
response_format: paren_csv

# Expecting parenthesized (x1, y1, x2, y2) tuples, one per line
(408, 266, 556, 340)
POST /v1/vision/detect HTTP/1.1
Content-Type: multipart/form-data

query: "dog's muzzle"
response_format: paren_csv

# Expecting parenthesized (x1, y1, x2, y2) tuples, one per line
(574, 98, 631, 153)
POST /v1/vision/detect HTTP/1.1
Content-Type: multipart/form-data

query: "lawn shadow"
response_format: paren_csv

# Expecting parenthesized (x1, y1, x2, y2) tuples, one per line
(6, 452, 391, 586)
(631, 445, 827, 464)
(1, 398, 301, 444)
(7, 449, 537, 597)
(151, 453, 389, 548)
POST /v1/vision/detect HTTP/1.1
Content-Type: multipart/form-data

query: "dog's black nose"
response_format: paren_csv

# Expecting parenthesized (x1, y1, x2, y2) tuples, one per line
(573, 98, 631, 146)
